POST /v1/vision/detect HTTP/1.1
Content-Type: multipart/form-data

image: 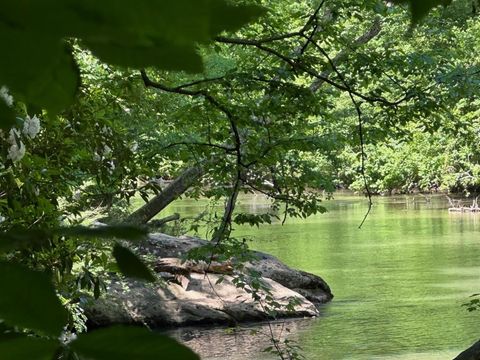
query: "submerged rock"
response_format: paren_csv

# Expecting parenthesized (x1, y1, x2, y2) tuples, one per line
(85, 233, 333, 329)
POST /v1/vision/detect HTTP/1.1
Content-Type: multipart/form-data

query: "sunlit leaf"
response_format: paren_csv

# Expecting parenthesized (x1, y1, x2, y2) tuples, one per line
(112, 244, 155, 282)
(0, 336, 59, 360)
(70, 326, 200, 360)
(0, 262, 68, 336)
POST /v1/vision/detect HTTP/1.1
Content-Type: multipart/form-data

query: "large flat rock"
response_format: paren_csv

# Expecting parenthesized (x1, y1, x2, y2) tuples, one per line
(85, 233, 333, 328)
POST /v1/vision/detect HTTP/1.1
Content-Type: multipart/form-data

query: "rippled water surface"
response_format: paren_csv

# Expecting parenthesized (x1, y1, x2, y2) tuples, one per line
(165, 194, 480, 359)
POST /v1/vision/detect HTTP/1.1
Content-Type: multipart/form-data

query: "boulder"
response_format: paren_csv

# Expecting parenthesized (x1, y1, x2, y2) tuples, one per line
(85, 233, 333, 329)
(454, 340, 480, 360)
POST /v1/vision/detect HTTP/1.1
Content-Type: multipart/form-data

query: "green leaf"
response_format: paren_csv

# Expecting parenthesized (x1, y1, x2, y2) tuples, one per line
(392, 0, 452, 23)
(0, 229, 50, 253)
(0, 226, 147, 254)
(0, 323, 21, 341)
(0, 262, 68, 336)
(0, 27, 79, 115)
(85, 41, 203, 73)
(112, 244, 155, 282)
(93, 278, 101, 300)
(30, 43, 80, 115)
(0, 100, 16, 130)
(0, 0, 265, 114)
(60, 225, 148, 241)
(0, 336, 60, 360)
(208, 2, 267, 36)
(70, 326, 200, 360)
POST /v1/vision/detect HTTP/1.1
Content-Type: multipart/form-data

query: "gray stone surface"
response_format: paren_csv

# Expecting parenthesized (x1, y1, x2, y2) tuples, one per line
(85, 233, 333, 329)
(454, 340, 480, 360)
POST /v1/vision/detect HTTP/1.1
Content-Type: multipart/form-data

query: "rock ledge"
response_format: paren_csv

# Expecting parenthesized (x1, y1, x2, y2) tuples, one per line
(85, 233, 333, 328)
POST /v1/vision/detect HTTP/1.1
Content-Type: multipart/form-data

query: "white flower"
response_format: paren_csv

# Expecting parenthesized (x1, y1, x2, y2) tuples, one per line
(93, 152, 101, 161)
(7, 141, 25, 162)
(108, 160, 115, 171)
(130, 141, 138, 153)
(0, 215, 5, 224)
(7, 128, 20, 145)
(0, 86, 13, 107)
(23, 115, 41, 139)
(101, 126, 112, 135)
(103, 145, 112, 156)
(72, 190, 81, 201)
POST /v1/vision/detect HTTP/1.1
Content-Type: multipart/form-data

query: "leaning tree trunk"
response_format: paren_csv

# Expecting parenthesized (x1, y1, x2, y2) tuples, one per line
(309, 17, 382, 92)
(126, 165, 204, 225)
(454, 340, 480, 360)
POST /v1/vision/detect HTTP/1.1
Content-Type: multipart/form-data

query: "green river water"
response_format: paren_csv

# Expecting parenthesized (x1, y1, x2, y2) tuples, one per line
(164, 194, 479, 359)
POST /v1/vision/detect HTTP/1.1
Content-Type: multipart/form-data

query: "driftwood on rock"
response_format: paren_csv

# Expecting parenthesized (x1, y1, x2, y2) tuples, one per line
(154, 257, 233, 276)
(85, 233, 333, 329)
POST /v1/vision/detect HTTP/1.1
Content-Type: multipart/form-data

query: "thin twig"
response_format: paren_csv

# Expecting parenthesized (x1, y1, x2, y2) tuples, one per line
(309, 39, 373, 228)
(215, 36, 408, 107)
(161, 141, 236, 153)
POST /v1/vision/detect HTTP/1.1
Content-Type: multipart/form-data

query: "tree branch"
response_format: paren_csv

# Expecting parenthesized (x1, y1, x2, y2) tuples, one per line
(126, 165, 205, 225)
(162, 141, 236, 153)
(309, 36, 373, 228)
(214, 34, 407, 106)
(310, 17, 382, 92)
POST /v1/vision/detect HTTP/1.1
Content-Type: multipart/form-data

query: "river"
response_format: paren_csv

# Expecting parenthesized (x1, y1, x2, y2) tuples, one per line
(163, 193, 480, 359)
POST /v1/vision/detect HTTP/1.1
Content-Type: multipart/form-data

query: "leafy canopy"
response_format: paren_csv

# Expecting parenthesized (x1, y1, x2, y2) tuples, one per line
(0, 0, 264, 128)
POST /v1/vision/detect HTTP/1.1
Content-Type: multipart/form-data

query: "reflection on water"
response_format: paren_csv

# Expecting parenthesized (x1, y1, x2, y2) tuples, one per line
(165, 194, 480, 359)
(167, 319, 316, 360)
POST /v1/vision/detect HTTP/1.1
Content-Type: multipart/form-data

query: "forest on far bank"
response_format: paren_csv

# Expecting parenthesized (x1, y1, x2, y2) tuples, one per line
(0, 0, 480, 359)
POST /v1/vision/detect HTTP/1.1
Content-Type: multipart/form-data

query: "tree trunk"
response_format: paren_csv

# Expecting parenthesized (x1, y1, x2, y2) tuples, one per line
(126, 165, 204, 225)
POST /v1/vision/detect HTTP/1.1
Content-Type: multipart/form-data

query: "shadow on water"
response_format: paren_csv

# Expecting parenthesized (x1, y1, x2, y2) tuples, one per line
(165, 194, 480, 360)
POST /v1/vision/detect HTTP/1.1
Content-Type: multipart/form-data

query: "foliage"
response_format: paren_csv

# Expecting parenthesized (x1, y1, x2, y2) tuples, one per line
(2, 0, 480, 359)
(0, 261, 67, 337)
(0, 1, 265, 359)
(0, 0, 264, 128)
(70, 326, 199, 360)
(112, 243, 156, 282)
